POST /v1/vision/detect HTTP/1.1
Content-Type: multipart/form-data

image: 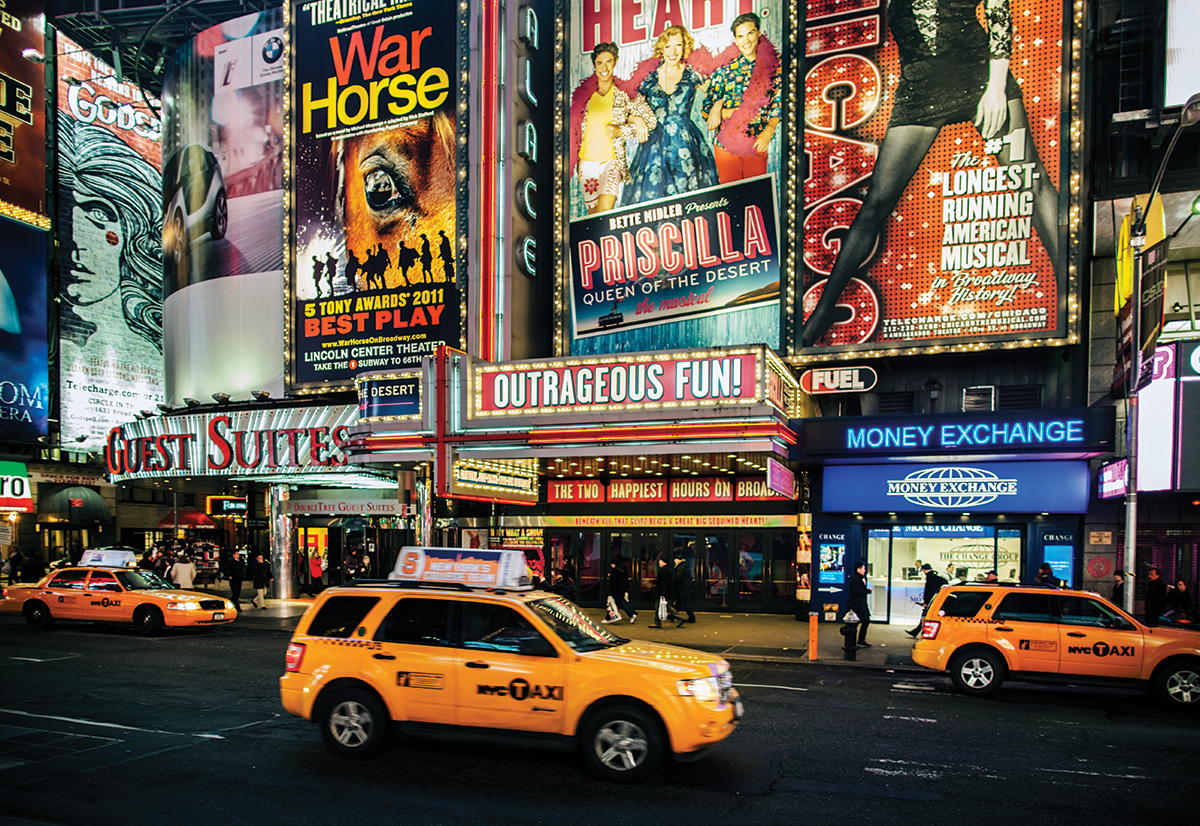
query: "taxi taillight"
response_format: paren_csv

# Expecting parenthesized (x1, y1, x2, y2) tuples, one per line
(285, 642, 306, 672)
(920, 620, 941, 639)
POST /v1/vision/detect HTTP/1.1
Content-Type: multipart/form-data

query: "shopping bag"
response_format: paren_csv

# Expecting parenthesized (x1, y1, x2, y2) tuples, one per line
(657, 596, 668, 622)
(605, 595, 620, 622)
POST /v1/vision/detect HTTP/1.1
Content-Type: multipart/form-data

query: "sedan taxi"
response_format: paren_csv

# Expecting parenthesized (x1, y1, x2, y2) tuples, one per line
(0, 550, 237, 635)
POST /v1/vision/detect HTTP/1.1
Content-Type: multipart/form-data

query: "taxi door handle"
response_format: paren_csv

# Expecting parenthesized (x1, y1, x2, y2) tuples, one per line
(1067, 632, 1087, 638)
(465, 661, 489, 669)
(373, 653, 396, 660)
(995, 626, 1013, 632)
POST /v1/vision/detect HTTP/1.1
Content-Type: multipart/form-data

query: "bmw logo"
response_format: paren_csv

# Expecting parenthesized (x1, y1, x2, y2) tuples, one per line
(262, 36, 283, 63)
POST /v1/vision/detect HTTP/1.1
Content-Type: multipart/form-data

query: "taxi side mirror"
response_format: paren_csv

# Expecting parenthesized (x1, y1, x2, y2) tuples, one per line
(518, 637, 556, 658)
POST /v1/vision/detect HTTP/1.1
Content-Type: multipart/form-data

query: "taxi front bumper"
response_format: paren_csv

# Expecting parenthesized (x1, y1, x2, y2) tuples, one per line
(669, 689, 743, 756)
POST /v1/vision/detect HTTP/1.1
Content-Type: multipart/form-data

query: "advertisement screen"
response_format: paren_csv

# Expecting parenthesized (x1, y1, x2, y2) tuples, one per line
(56, 35, 165, 451)
(161, 8, 287, 405)
(0, 215, 48, 440)
(0, 0, 47, 223)
(291, 0, 461, 390)
(567, 0, 783, 355)
(801, 0, 1065, 354)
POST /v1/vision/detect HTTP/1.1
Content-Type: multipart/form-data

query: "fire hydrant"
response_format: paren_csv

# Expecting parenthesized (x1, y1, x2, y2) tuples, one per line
(840, 610, 860, 661)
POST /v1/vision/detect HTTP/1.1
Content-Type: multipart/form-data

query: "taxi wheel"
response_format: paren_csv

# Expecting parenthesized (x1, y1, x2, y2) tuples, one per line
(581, 704, 663, 783)
(949, 649, 1005, 696)
(136, 606, 164, 637)
(1153, 660, 1200, 709)
(319, 687, 388, 759)
(24, 601, 54, 630)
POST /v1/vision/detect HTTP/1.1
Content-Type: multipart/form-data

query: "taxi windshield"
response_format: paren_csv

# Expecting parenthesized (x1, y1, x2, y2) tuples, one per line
(530, 596, 626, 652)
(116, 569, 173, 590)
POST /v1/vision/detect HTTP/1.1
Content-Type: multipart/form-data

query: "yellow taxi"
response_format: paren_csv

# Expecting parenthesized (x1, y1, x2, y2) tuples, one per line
(279, 547, 743, 781)
(0, 549, 237, 636)
(912, 583, 1200, 708)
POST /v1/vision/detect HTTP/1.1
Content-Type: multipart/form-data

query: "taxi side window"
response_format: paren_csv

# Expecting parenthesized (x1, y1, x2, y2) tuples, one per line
(993, 592, 1054, 623)
(307, 596, 380, 639)
(460, 603, 555, 656)
(938, 590, 992, 618)
(87, 572, 121, 592)
(376, 598, 452, 647)
(48, 570, 88, 590)
(1058, 595, 1134, 629)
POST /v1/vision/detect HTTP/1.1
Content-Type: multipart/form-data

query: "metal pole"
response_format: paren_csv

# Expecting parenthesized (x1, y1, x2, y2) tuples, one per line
(1123, 214, 1144, 616)
(268, 484, 296, 600)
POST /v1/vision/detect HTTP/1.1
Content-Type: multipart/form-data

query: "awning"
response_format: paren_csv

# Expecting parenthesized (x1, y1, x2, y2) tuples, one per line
(158, 510, 218, 530)
(39, 485, 111, 524)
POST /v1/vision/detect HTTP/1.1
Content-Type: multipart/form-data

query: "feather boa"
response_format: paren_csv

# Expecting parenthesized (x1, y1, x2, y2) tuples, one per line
(568, 37, 775, 175)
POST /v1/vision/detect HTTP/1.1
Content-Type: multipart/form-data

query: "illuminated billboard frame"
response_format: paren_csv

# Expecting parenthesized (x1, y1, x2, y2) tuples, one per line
(788, 0, 1083, 364)
(283, 0, 472, 394)
(553, 0, 801, 357)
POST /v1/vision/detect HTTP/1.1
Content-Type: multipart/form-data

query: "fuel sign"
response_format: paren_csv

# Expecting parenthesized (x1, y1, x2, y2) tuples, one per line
(799, 366, 878, 395)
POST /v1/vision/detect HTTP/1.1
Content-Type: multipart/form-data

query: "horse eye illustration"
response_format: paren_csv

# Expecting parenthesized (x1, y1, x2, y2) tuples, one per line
(363, 166, 415, 214)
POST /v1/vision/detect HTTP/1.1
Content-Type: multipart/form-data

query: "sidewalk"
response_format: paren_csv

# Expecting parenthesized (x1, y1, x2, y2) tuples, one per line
(195, 580, 922, 671)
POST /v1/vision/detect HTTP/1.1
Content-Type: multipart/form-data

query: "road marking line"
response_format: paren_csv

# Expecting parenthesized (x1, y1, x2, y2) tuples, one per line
(881, 715, 938, 723)
(0, 708, 224, 739)
(1041, 768, 1148, 780)
(891, 682, 936, 691)
(10, 654, 81, 663)
(734, 683, 808, 692)
(865, 767, 943, 779)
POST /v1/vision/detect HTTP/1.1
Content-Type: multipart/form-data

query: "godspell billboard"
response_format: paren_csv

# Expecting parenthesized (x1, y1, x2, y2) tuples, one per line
(56, 34, 164, 452)
(290, 0, 463, 391)
(566, 0, 784, 355)
(801, 0, 1066, 356)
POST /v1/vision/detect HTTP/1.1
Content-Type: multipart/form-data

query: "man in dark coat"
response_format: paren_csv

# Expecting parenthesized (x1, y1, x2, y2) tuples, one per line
(848, 561, 872, 647)
(650, 557, 675, 628)
(225, 548, 247, 606)
(673, 549, 696, 627)
(250, 551, 273, 609)
(907, 563, 947, 638)
(1145, 567, 1168, 626)
(604, 559, 636, 624)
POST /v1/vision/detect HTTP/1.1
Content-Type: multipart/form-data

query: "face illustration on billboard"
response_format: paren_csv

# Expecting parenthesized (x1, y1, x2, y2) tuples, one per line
(56, 35, 165, 451)
(801, 0, 1064, 354)
(290, 2, 462, 390)
(161, 9, 287, 406)
(567, 1, 784, 355)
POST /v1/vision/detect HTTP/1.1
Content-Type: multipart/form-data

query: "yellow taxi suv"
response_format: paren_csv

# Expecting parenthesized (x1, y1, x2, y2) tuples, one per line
(912, 583, 1200, 708)
(280, 547, 743, 782)
(0, 549, 237, 636)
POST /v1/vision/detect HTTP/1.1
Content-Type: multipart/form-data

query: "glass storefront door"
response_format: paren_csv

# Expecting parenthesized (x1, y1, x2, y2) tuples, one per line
(871, 525, 1025, 624)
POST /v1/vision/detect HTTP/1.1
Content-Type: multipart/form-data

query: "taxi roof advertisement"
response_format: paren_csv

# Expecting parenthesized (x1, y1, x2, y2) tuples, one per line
(290, 0, 463, 391)
(566, 0, 785, 357)
(800, 0, 1068, 356)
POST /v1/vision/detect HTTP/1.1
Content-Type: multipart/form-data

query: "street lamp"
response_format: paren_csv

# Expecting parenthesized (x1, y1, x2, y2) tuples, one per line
(1123, 91, 1200, 615)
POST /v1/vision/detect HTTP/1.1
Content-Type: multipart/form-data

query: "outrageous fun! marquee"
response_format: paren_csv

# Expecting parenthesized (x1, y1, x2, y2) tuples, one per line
(800, 0, 1075, 358)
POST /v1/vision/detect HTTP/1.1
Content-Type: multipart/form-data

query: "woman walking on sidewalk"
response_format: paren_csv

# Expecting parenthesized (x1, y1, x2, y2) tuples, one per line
(673, 549, 696, 627)
(650, 556, 675, 628)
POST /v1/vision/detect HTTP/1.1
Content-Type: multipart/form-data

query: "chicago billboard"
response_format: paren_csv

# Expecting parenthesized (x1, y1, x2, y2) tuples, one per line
(801, 0, 1066, 356)
(567, 0, 784, 355)
(0, 0, 47, 225)
(161, 8, 287, 405)
(290, 0, 462, 391)
(0, 215, 48, 440)
(56, 35, 165, 451)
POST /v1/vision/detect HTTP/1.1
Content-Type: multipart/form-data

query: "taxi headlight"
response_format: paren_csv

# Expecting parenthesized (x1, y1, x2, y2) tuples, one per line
(677, 676, 721, 703)
(224, 600, 234, 611)
(167, 601, 201, 611)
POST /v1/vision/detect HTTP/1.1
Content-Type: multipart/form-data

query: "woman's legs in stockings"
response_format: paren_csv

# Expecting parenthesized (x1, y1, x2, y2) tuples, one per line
(996, 97, 1059, 264)
(802, 124, 941, 345)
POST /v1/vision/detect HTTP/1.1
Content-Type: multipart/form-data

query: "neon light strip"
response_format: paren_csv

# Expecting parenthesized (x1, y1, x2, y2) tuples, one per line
(479, 0, 500, 361)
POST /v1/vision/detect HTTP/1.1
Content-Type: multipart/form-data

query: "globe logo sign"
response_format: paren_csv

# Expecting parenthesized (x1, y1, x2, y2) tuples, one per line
(886, 466, 1018, 508)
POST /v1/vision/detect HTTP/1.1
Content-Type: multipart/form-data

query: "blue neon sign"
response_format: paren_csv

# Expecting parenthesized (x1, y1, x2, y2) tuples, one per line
(802, 408, 1114, 457)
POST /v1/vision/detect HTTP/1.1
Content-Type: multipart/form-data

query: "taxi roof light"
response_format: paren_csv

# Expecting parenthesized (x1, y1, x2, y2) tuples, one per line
(385, 546, 532, 591)
(79, 549, 137, 568)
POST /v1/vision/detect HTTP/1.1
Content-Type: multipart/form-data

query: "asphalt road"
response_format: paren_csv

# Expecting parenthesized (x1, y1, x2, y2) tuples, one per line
(1, 617, 1196, 826)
